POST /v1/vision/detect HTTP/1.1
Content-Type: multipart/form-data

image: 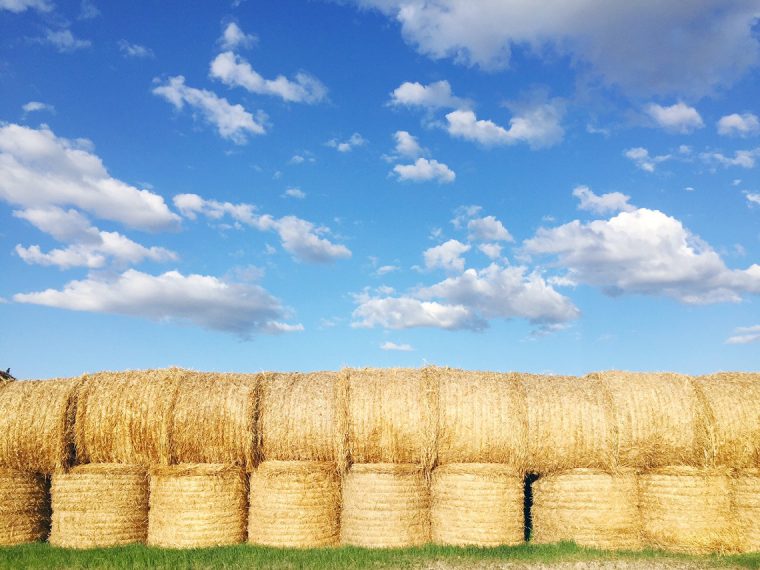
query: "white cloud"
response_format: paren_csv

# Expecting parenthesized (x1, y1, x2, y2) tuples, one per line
(746, 192, 760, 206)
(353, 295, 482, 330)
(380, 341, 415, 351)
(393, 157, 455, 183)
(283, 187, 306, 199)
(393, 130, 423, 158)
(118, 40, 154, 59)
(153, 75, 266, 143)
(725, 324, 760, 345)
(388, 80, 467, 110)
(700, 148, 760, 169)
(573, 185, 635, 214)
(13, 269, 300, 337)
(0, 0, 51, 12)
(467, 215, 513, 242)
(0, 124, 180, 231)
(424, 239, 470, 272)
(327, 133, 366, 152)
(646, 102, 704, 134)
(717, 113, 760, 137)
(624, 147, 671, 172)
(478, 243, 502, 260)
(218, 22, 257, 50)
(375, 265, 400, 276)
(78, 0, 99, 20)
(210, 51, 327, 104)
(22, 101, 54, 114)
(39, 29, 91, 53)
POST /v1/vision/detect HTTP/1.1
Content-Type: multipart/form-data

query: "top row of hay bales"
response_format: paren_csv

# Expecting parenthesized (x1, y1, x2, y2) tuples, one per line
(0, 368, 758, 474)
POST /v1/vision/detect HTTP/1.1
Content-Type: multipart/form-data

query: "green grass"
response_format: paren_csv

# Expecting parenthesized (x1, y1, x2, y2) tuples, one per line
(0, 543, 758, 570)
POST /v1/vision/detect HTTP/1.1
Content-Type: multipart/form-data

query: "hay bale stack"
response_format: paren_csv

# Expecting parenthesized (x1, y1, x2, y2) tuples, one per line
(75, 368, 186, 467)
(522, 374, 614, 473)
(50, 464, 148, 548)
(531, 468, 641, 550)
(347, 368, 437, 468)
(431, 463, 523, 547)
(0, 469, 49, 546)
(248, 460, 340, 548)
(694, 373, 760, 468)
(0, 377, 79, 473)
(733, 469, 760, 552)
(148, 464, 247, 548)
(640, 466, 738, 554)
(171, 372, 259, 469)
(436, 369, 527, 466)
(341, 463, 430, 548)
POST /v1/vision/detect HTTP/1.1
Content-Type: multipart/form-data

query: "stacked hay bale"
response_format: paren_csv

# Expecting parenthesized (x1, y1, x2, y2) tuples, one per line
(50, 464, 148, 548)
(733, 469, 760, 553)
(0, 470, 49, 546)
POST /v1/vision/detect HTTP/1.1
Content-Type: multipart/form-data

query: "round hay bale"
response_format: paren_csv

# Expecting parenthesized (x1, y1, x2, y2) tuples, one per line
(0, 469, 49, 546)
(347, 368, 437, 468)
(531, 468, 641, 550)
(436, 369, 527, 466)
(733, 469, 760, 553)
(341, 463, 430, 548)
(0, 377, 79, 473)
(640, 466, 739, 554)
(431, 463, 523, 547)
(50, 464, 148, 548)
(75, 368, 187, 467)
(171, 372, 259, 469)
(522, 374, 614, 473)
(248, 460, 340, 548)
(148, 464, 247, 548)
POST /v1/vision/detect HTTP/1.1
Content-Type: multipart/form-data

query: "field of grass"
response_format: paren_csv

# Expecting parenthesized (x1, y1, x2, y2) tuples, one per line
(0, 542, 758, 570)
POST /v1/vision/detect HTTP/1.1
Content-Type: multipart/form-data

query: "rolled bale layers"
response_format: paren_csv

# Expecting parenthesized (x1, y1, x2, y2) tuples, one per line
(249, 460, 340, 548)
(0, 469, 49, 546)
(341, 463, 430, 548)
(50, 464, 148, 548)
(431, 463, 523, 547)
(733, 469, 760, 553)
(531, 468, 642, 550)
(148, 464, 247, 549)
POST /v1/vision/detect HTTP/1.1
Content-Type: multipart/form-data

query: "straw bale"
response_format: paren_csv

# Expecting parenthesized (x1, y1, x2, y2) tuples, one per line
(50, 464, 148, 548)
(733, 469, 760, 553)
(531, 468, 641, 550)
(148, 464, 247, 548)
(347, 368, 437, 468)
(436, 369, 527, 466)
(431, 463, 523, 547)
(640, 466, 739, 554)
(522, 374, 614, 473)
(248, 460, 340, 548)
(0, 377, 79, 473)
(75, 368, 186, 467)
(341, 463, 430, 548)
(0, 469, 49, 546)
(171, 372, 259, 469)
(693, 373, 760, 468)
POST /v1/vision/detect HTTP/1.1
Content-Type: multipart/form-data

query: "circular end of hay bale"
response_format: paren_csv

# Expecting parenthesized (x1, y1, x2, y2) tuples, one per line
(147, 463, 247, 549)
(50, 463, 148, 549)
(341, 463, 430, 548)
(249, 460, 340, 548)
(532, 468, 641, 551)
(431, 463, 523, 547)
(0, 469, 49, 546)
(733, 468, 760, 553)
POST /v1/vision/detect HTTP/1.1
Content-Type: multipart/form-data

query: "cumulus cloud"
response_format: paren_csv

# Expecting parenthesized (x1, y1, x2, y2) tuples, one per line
(78, 0, 99, 20)
(38, 29, 91, 53)
(0, 0, 51, 12)
(388, 80, 467, 110)
(467, 215, 513, 242)
(326, 133, 366, 152)
(283, 187, 306, 199)
(725, 324, 760, 345)
(572, 185, 635, 214)
(424, 239, 470, 272)
(700, 148, 760, 169)
(380, 341, 415, 351)
(746, 192, 760, 206)
(646, 102, 704, 133)
(218, 22, 257, 50)
(624, 147, 672, 172)
(393, 157, 455, 183)
(353, 295, 482, 330)
(717, 113, 760, 137)
(118, 40, 154, 59)
(392, 130, 424, 158)
(478, 243, 502, 260)
(22, 101, 54, 114)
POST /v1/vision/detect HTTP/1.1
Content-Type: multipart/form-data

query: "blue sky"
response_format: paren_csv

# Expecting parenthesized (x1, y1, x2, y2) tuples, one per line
(1, 0, 759, 379)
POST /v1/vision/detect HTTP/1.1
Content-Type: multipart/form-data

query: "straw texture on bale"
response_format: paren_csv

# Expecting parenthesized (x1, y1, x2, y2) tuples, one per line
(640, 467, 738, 554)
(523, 374, 614, 473)
(733, 469, 760, 553)
(531, 468, 642, 550)
(75, 368, 186, 467)
(431, 463, 523, 547)
(341, 463, 430, 548)
(347, 368, 437, 468)
(436, 369, 527, 466)
(248, 460, 340, 548)
(0, 377, 78, 473)
(0, 469, 49, 546)
(171, 372, 259, 469)
(694, 373, 760, 468)
(148, 464, 247, 548)
(50, 464, 148, 548)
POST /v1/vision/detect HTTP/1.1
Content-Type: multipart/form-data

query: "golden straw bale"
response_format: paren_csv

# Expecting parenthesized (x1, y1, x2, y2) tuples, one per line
(694, 373, 760, 468)
(0, 469, 49, 546)
(0, 377, 79, 473)
(171, 372, 259, 469)
(640, 466, 739, 554)
(75, 368, 187, 467)
(248, 460, 340, 548)
(50, 464, 148, 548)
(733, 469, 760, 553)
(341, 463, 430, 548)
(436, 369, 527, 466)
(347, 368, 437, 468)
(522, 374, 614, 473)
(532, 468, 642, 550)
(431, 463, 523, 547)
(148, 464, 247, 548)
